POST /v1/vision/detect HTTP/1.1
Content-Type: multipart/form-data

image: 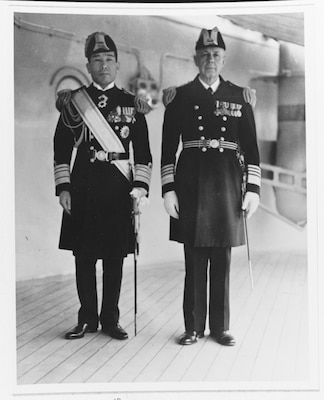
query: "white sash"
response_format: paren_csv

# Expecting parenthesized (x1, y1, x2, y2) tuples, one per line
(71, 87, 131, 181)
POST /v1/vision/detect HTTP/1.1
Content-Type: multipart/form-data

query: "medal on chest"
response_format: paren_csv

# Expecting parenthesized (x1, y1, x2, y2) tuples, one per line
(214, 100, 242, 117)
(120, 125, 130, 138)
(107, 106, 136, 123)
(97, 94, 109, 108)
(105, 106, 137, 139)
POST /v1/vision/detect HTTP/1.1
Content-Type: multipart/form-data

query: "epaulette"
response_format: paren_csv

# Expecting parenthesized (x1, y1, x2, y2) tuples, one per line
(227, 80, 257, 108)
(122, 88, 152, 114)
(122, 88, 135, 96)
(134, 95, 152, 114)
(162, 86, 177, 107)
(55, 89, 73, 112)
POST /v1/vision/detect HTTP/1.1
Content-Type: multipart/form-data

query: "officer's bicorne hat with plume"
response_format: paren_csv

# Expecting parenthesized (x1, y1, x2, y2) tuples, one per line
(195, 27, 226, 51)
(85, 31, 118, 61)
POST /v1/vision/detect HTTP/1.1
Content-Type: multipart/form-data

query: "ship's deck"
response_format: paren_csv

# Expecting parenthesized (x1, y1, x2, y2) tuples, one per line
(16, 250, 309, 391)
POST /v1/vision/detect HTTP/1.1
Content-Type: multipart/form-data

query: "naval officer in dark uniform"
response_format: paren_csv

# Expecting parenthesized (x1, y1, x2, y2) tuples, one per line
(161, 27, 260, 346)
(54, 32, 152, 340)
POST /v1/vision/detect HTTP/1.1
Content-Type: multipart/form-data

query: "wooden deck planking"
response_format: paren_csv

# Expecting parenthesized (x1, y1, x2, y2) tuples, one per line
(180, 253, 272, 382)
(35, 265, 184, 384)
(16, 277, 62, 299)
(16, 264, 154, 358)
(133, 326, 185, 382)
(17, 265, 181, 383)
(229, 252, 296, 381)
(17, 273, 129, 339)
(272, 254, 309, 381)
(16, 278, 74, 315)
(68, 272, 184, 383)
(203, 252, 286, 381)
(249, 253, 297, 381)
(89, 301, 182, 382)
(16, 251, 310, 385)
(294, 273, 309, 381)
(135, 253, 257, 383)
(17, 271, 129, 326)
(155, 252, 269, 382)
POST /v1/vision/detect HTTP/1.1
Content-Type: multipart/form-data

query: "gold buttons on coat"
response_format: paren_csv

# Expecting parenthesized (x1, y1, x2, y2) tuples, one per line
(200, 135, 206, 152)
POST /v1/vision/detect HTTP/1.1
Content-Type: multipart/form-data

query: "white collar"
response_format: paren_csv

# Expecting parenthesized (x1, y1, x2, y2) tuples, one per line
(199, 77, 220, 93)
(93, 81, 115, 91)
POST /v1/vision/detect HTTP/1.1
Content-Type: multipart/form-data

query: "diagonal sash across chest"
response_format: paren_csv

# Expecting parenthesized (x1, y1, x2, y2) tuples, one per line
(71, 86, 131, 181)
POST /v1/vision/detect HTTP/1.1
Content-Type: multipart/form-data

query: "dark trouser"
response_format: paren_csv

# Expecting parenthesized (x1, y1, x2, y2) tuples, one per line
(75, 253, 124, 329)
(183, 245, 231, 334)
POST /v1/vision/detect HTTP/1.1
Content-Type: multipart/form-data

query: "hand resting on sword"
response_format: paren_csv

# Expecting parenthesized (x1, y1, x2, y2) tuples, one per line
(242, 191, 259, 219)
(130, 187, 148, 207)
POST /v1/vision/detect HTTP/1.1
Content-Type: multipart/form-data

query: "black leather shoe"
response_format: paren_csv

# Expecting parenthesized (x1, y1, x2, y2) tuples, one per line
(102, 323, 128, 340)
(178, 331, 198, 345)
(210, 330, 236, 346)
(65, 323, 97, 340)
(197, 331, 205, 338)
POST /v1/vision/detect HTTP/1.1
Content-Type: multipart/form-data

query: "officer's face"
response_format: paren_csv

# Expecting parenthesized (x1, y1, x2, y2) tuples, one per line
(87, 52, 120, 88)
(194, 47, 226, 84)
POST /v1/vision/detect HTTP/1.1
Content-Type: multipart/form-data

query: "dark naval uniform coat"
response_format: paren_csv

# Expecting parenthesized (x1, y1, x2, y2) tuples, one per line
(161, 75, 260, 248)
(54, 83, 152, 259)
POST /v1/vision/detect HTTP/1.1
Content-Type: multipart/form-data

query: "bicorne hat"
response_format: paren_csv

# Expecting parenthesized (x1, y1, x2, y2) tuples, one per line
(195, 27, 226, 51)
(85, 32, 118, 60)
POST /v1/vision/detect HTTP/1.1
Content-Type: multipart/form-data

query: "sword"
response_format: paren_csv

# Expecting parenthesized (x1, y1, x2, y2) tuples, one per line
(131, 195, 141, 336)
(240, 162, 254, 291)
(243, 210, 254, 291)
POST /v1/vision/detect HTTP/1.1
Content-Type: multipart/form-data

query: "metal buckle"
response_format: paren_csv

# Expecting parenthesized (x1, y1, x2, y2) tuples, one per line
(97, 150, 107, 161)
(209, 139, 219, 149)
(90, 146, 113, 162)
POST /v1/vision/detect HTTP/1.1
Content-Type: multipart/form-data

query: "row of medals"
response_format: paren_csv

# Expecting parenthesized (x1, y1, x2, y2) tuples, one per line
(98, 93, 135, 139)
(214, 100, 242, 118)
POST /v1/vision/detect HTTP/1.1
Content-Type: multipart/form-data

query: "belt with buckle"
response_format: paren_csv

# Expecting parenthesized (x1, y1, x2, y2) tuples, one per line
(89, 146, 129, 163)
(183, 137, 238, 153)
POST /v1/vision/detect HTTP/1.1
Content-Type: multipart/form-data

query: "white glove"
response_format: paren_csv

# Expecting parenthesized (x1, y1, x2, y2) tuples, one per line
(163, 191, 179, 219)
(242, 191, 260, 219)
(243, 87, 257, 108)
(130, 187, 149, 207)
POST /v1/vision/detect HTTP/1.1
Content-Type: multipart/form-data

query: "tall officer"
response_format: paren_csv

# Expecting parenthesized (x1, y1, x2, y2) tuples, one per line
(161, 27, 260, 346)
(54, 32, 152, 340)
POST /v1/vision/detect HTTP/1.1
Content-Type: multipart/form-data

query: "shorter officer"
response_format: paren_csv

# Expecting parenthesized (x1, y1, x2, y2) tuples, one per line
(161, 27, 260, 346)
(54, 32, 152, 340)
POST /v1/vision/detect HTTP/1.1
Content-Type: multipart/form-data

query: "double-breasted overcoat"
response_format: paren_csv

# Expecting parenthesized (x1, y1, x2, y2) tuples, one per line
(161, 76, 260, 247)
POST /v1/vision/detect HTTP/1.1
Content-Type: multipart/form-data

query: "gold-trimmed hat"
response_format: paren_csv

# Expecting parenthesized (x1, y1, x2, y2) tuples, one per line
(195, 27, 226, 51)
(85, 32, 118, 60)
